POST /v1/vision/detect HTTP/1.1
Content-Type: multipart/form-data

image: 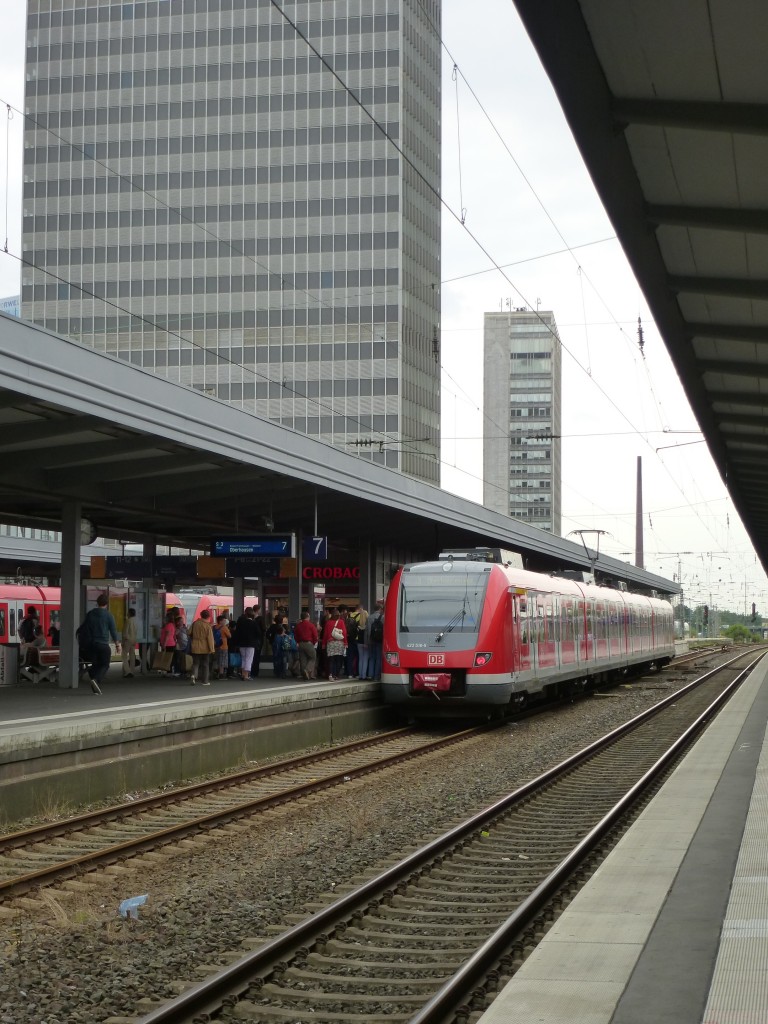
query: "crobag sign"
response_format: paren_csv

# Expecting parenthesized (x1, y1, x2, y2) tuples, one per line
(303, 565, 360, 580)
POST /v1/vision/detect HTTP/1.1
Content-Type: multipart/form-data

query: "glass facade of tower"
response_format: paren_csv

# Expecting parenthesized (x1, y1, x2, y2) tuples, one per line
(22, 0, 441, 483)
(483, 310, 562, 534)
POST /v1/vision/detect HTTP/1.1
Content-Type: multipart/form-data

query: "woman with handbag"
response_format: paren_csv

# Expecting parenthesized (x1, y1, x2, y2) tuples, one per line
(321, 610, 347, 681)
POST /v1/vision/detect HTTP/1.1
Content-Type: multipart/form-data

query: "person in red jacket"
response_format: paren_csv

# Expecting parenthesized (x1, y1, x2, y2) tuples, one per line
(321, 610, 347, 681)
(294, 611, 319, 679)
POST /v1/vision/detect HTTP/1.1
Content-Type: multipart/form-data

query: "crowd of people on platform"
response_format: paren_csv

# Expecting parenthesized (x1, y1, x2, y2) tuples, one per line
(20, 596, 385, 694)
(149, 600, 385, 687)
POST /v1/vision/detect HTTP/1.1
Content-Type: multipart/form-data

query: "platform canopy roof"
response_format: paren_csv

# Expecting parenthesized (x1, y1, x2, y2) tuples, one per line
(0, 313, 677, 593)
(513, 0, 768, 573)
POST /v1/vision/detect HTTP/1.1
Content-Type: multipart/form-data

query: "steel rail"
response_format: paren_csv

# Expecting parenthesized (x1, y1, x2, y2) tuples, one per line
(408, 652, 766, 1024)
(0, 726, 416, 851)
(0, 725, 485, 899)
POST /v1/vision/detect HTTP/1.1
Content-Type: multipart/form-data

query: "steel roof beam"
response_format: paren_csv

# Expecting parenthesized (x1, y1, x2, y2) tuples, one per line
(708, 390, 768, 405)
(46, 452, 214, 488)
(612, 98, 768, 135)
(0, 414, 96, 448)
(719, 413, 768, 428)
(690, 325, 768, 343)
(700, 360, 768, 378)
(669, 276, 768, 300)
(648, 204, 768, 233)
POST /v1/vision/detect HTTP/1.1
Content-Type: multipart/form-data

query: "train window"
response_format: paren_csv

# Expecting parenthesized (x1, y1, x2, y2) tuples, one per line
(536, 604, 545, 643)
(0, 609, 5, 640)
(548, 601, 559, 642)
(564, 602, 571, 641)
(399, 571, 489, 634)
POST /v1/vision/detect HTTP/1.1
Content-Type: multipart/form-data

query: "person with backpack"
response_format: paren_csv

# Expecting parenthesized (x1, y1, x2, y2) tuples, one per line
(79, 592, 120, 694)
(365, 601, 384, 681)
(343, 607, 360, 679)
(18, 606, 39, 645)
(266, 613, 285, 678)
(278, 625, 298, 678)
(173, 616, 190, 678)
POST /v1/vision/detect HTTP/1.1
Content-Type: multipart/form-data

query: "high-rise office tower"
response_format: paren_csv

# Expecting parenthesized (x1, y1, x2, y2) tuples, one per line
(483, 309, 562, 534)
(22, 0, 441, 483)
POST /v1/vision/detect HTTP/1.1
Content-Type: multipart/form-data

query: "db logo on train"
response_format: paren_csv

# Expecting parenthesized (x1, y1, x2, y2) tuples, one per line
(427, 654, 445, 666)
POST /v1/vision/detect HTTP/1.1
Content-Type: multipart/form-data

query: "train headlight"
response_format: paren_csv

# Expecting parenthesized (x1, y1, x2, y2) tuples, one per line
(473, 652, 493, 667)
(385, 651, 400, 666)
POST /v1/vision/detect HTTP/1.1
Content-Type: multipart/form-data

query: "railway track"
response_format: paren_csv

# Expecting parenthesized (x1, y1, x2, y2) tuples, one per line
(134, 649, 763, 1024)
(0, 726, 485, 901)
(0, 646, 739, 904)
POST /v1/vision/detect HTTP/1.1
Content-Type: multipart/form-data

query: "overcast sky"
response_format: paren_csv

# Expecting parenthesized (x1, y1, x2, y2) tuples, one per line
(1, 1, 765, 615)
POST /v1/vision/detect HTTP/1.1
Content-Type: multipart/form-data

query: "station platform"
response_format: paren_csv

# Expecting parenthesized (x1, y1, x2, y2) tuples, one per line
(0, 666, 387, 823)
(479, 653, 768, 1024)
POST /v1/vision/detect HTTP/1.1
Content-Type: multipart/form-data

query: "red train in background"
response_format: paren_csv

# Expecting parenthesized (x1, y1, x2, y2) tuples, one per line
(0, 585, 61, 646)
(0, 585, 255, 645)
(381, 549, 676, 716)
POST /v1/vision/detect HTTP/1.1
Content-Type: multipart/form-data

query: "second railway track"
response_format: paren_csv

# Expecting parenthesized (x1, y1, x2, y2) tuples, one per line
(0, 726, 485, 901)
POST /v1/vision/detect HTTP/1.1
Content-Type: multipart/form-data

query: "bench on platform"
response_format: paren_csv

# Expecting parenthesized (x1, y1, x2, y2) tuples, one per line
(19, 648, 60, 685)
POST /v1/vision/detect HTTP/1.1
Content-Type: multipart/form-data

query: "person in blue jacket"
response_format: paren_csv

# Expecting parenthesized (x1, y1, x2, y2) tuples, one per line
(83, 593, 120, 694)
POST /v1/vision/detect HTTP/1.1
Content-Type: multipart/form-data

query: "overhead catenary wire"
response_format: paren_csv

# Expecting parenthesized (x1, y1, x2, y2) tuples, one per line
(0, 7, 751, 560)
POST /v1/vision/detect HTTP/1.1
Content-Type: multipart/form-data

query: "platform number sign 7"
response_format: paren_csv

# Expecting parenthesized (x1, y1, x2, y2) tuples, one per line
(303, 536, 328, 561)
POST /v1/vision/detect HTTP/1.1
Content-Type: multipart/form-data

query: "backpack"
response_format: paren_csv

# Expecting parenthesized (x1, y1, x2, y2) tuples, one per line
(346, 618, 359, 643)
(19, 616, 36, 644)
(369, 616, 384, 644)
(282, 633, 296, 653)
(212, 626, 223, 648)
(76, 615, 95, 657)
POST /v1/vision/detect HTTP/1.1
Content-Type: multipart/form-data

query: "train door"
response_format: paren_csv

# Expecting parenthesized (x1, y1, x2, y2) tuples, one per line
(614, 598, 626, 655)
(579, 599, 594, 661)
(0, 600, 8, 643)
(561, 598, 576, 665)
(538, 595, 557, 669)
(526, 592, 541, 674)
(515, 593, 531, 672)
(10, 601, 29, 643)
(595, 601, 607, 659)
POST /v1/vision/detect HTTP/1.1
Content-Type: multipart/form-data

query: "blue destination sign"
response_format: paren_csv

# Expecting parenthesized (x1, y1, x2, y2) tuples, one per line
(212, 534, 295, 557)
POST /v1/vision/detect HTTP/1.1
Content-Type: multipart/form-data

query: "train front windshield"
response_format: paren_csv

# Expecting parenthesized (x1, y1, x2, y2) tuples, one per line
(399, 571, 489, 635)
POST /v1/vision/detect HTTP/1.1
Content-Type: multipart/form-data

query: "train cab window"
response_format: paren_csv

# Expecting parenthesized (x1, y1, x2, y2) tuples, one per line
(399, 569, 489, 634)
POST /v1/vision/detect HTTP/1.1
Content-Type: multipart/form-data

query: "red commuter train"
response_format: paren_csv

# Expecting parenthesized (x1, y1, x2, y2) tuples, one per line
(381, 549, 676, 716)
(0, 585, 256, 645)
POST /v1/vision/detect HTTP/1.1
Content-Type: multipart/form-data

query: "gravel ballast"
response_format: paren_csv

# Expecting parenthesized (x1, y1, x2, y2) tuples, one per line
(0, 672, 710, 1022)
